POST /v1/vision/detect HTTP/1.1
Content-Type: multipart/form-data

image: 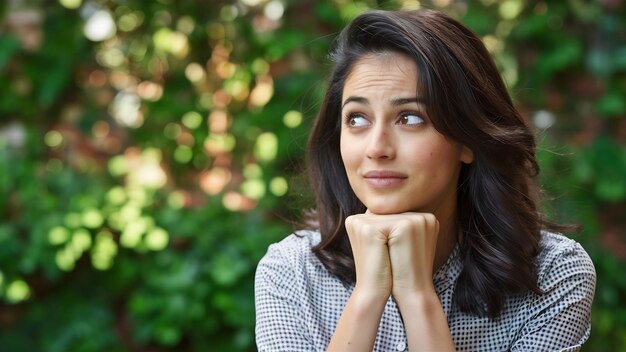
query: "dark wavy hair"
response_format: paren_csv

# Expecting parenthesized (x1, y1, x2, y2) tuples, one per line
(306, 9, 567, 318)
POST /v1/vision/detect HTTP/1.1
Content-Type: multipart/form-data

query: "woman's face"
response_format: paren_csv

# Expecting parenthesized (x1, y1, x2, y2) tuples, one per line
(339, 52, 473, 217)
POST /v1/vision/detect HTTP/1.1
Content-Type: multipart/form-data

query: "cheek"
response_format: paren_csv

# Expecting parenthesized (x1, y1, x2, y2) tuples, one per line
(405, 139, 460, 170)
(339, 133, 356, 169)
(339, 135, 347, 165)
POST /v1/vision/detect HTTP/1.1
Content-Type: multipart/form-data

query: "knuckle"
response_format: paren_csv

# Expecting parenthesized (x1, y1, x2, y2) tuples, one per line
(361, 223, 375, 234)
(412, 215, 425, 226)
(397, 218, 412, 229)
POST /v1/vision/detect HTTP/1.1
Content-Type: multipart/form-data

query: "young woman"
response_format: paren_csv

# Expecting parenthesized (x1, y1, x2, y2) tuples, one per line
(255, 9, 595, 351)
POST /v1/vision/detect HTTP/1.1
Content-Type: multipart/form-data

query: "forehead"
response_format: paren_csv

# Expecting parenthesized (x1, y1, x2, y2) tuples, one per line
(343, 52, 418, 97)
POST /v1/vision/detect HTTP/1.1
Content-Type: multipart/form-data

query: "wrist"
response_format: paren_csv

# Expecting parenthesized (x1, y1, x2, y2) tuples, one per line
(392, 279, 436, 298)
(352, 285, 390, 307)
(393, 288, 440, 313)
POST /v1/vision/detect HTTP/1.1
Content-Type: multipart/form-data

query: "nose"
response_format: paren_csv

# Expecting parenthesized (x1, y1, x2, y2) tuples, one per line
(366, 126, 395, 160)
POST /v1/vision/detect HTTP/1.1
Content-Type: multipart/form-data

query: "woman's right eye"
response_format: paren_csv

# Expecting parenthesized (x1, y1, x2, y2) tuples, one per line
(346, 115, 370, 127)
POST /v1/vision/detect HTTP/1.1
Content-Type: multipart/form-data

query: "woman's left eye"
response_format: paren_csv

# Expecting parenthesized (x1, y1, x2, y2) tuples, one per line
(397, 113, 424, 125)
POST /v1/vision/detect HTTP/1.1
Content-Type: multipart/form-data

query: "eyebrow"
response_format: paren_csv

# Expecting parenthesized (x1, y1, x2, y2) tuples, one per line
(341, 96, 424, 109)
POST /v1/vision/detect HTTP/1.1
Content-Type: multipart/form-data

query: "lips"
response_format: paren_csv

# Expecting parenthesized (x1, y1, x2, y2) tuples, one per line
(363, 170, 407, 188)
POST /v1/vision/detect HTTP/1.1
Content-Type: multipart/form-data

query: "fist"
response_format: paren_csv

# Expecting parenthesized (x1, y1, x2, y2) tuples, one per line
(345, 213, 393, 299)
(345, 212, 440, 299)
(385, 213, 439, 297)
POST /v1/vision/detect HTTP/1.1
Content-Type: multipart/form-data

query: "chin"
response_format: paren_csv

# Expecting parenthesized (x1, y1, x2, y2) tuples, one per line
(364, 203, 410, 215)
(368, 209, 398, 215)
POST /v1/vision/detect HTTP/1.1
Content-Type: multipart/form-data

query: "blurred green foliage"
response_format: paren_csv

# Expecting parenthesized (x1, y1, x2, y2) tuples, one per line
(0, 0, 624, 350)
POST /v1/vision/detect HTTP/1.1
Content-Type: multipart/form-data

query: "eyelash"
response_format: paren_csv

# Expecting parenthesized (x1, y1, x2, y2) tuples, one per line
(344, 113, 368, 127)
(343, 111, 426, 127)
(398, 111, 425, 125)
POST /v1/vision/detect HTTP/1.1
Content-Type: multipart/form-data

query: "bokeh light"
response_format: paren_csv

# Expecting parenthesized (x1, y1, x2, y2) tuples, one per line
(204, 133, 236, 154)
(283, 110, 303, 128)
(167, 191, 187, 209)
(243, 163, 262, 179)
(269, 176, 288, 196)
(153, 28, 189, 58)
(248, 75, 273, 108)
(200, 167, 232, 195)
(264, 1, 285, 21)
(70, 228, 93, 255)
(84, 10, 117, 42)
(241, 178, 266, 199)
(499, 0, 523, 19)
(81, 208, 104, 228)
(91, 230, 118, 270)
(44, 130, 63, 148)
(48, 226, 71, 245)
(145, 227, 169, 251)
(58, 0, 82, 9)
(110, 91, 143, 128)
(174, 145, 193, 163)
(185, 63, 206, 83)
(182, 111, 203, 129)
(6, 280, 31, 303)
(209, 110, 229, 133)
(254, 132, 278, 162)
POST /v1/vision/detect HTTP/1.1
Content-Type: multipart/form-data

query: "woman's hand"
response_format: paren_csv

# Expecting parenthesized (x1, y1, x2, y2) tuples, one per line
(329, 213, 395, 351)
(386, 212, 439, 299)
(334, 211, 452, 352)
(345, 213, 393, 301)
(345, 211, 439, 299)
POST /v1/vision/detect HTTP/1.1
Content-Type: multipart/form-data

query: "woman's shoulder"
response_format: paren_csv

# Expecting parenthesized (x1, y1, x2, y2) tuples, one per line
(257, 230, 322, 270)
(267, 229, 321, 255)
(537, 231, 592, 263)
(536, 231, 596, 289)
(276, 229, 322, 247)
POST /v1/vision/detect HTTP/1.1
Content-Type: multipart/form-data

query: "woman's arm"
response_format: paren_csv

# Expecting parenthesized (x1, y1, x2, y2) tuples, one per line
(327, 288, 388, 351)
(327, 214, 393, 351)
(330, 212, 456, 351)
(394, 291, 455, 351)
(387, 213, 456, 352)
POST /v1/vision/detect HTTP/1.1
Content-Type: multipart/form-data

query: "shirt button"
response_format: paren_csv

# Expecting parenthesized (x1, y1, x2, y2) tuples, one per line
(396, 341, 407, 351)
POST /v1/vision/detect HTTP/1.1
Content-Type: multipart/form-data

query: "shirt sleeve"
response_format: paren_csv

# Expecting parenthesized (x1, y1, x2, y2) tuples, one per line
(255, 239, 316, 351)
(511, 241, 596, 352)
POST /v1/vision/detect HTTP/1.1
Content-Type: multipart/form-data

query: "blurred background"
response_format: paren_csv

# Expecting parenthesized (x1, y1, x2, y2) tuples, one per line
(0, 0, 624, 350)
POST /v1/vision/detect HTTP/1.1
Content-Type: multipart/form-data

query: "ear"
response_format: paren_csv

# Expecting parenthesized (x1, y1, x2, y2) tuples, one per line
(459, 145, 474, 164)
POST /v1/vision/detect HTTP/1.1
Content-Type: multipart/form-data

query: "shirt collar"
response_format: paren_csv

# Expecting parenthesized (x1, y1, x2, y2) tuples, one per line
(433, 244, 463, 294)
